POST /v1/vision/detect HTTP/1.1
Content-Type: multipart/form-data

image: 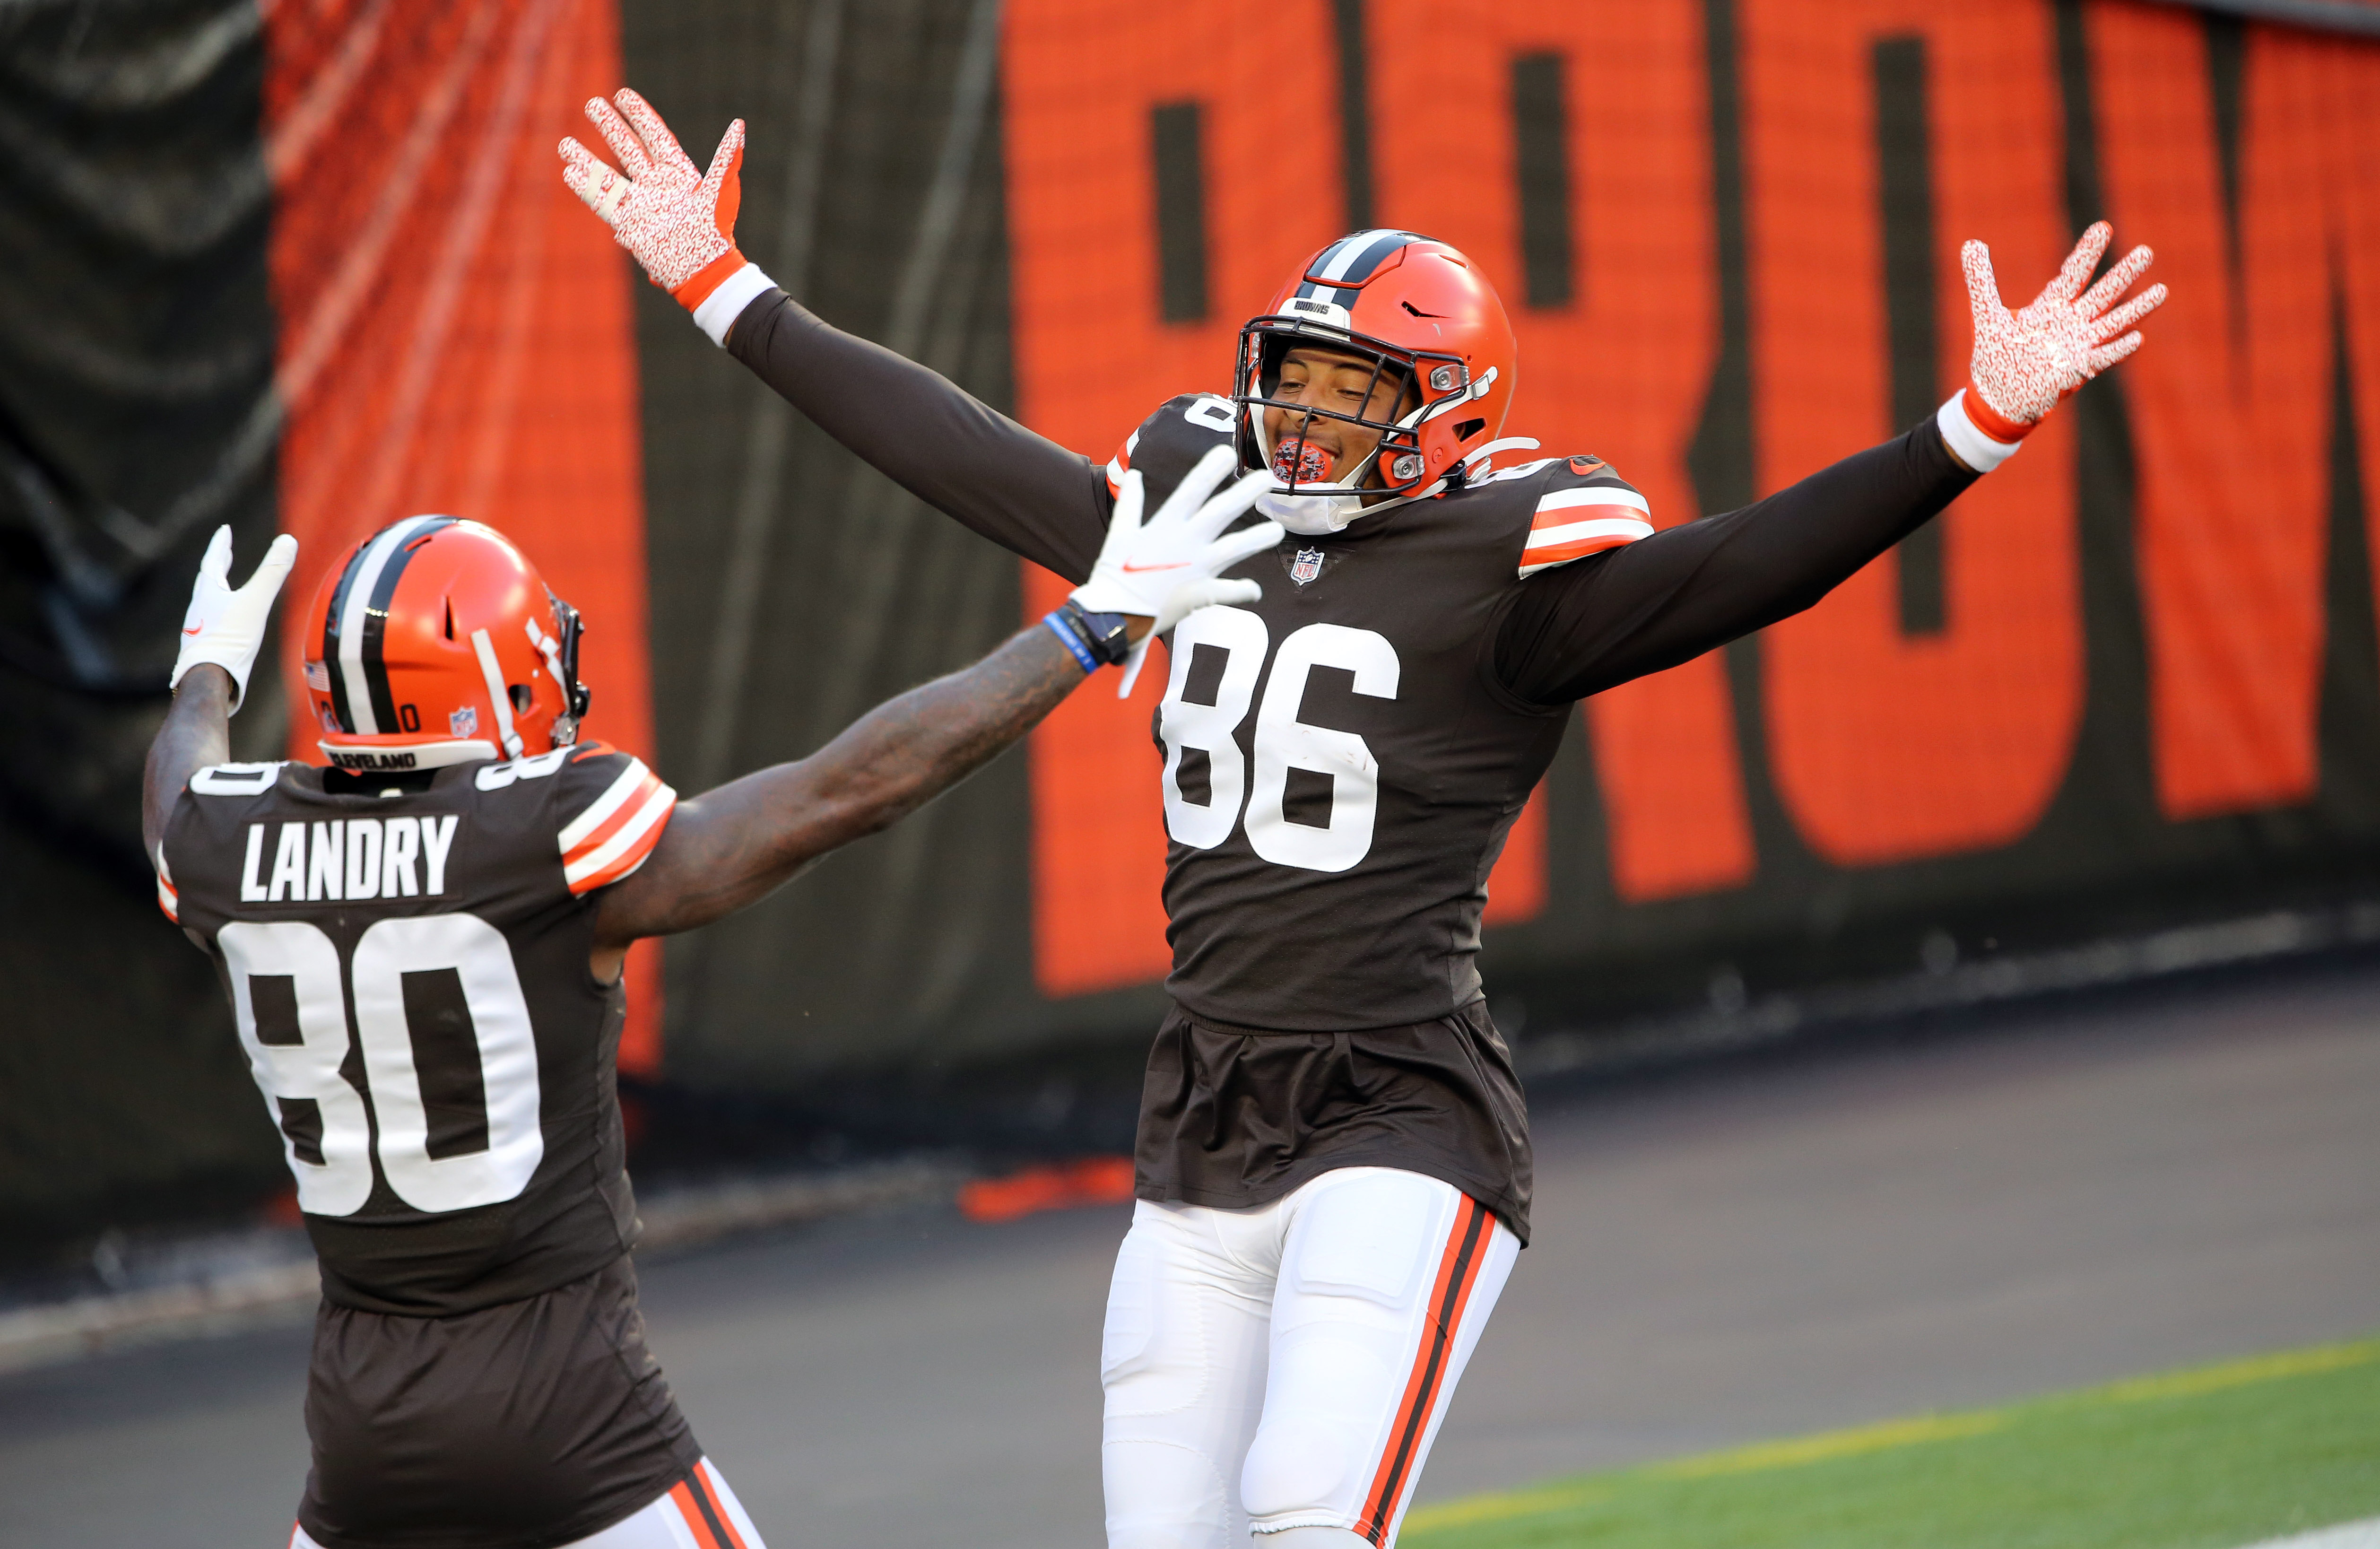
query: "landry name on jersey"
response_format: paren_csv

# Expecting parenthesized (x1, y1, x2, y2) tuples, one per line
(1110, 394, 1652, 1033)
(157, 743, 675, 1316)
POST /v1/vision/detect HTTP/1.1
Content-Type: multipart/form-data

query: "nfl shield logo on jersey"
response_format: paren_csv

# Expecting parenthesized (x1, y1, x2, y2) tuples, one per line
(1291, 548, 1326, 585)
(450, 705, 478, 738)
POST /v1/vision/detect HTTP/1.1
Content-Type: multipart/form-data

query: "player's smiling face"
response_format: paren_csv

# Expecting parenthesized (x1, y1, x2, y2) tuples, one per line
(1265, 346, 1416, 488)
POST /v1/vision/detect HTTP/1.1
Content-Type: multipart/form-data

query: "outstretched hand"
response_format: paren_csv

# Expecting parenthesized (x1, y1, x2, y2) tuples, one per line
(172, 524, 298, 712)
(560, 89, 748, 312)
(1961, 220, 2167, 440)
(1074, 445, 1286, 696)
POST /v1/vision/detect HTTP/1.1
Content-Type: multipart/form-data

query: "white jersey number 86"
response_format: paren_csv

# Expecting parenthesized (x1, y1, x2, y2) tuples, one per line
(1157, 608, 1400, 873)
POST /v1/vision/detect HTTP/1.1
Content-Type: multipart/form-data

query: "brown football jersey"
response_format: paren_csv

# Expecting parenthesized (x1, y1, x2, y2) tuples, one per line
(158, 740, 675, 1316)
(1113, 396, 1649, 1238)
(162, 742, 699, 1547)
(726, 287, 1976, 1244)
(1117, 394, 1649, 1032)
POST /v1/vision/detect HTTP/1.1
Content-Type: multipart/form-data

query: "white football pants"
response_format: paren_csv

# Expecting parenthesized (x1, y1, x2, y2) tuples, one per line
(1102, 1166, 1520, 1549)
(288, 1458, 765, 1549)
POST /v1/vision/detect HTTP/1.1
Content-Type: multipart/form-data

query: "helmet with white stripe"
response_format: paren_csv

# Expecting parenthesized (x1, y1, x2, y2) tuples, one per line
(1233, 231, 1519, 500)
(301, 517, 592, 771)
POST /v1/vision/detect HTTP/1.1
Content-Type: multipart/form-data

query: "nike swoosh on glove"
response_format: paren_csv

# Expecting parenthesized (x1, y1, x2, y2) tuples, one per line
(560, 90, 773, 343)
(1074, 444, 1285, 697)
(1940, 220, 2168, 472)
(172, 524, 298, 712)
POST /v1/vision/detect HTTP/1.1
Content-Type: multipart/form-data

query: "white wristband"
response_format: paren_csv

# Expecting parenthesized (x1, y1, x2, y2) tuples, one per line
(1937, 391, 2022, 474)
(692, 261, 777, 347)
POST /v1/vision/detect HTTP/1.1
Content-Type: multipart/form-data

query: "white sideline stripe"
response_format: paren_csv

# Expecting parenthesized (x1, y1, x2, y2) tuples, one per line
(1536, 485, 1651, 518)
(2240, 1518, 2380, 1549)
(559, 757, 654, 852)
(564, 782, 675, 887)
(1525, 515, 1655, 550)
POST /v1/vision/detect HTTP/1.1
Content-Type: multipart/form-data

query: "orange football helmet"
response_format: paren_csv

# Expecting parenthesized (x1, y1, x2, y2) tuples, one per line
(300, 516, 591, 771)
(1233, 230, 1520, 499)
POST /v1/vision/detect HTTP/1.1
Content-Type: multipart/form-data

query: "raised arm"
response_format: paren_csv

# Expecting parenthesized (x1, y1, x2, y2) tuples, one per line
(1495, 424, 1971, 703)
(1497, 222, 2165, 705)
(590, 447, 1278, 976)
(591, 621, 1081, 959)
(143, 526, 296, 863)
(145, 666, 233, 863)
(559, 89, 1110, 582)
(725, 293, 1109, 580)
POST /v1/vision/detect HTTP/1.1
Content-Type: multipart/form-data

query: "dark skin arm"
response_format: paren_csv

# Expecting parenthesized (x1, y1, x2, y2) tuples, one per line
(143, 630, 1134, 985)
(143, 664, 234, 867)
(586, 620, 1122, 981)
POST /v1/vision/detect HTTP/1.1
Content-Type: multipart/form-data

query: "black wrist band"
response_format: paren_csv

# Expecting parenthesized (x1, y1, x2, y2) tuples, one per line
(1048, 599, 1134, 669)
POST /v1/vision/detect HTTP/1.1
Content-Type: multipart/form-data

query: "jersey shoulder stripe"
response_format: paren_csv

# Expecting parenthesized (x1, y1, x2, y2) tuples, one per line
(155, 845, 178, 922)
(1511, 457, 1653, 577)
(1105, 426, 1144, 498)
(558, 747, 676, 895)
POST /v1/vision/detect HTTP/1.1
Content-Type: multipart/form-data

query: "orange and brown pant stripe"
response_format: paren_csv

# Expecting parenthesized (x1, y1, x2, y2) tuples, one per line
(1354, 1194, 1495, 1545)
(669, 1461, 751, 1549)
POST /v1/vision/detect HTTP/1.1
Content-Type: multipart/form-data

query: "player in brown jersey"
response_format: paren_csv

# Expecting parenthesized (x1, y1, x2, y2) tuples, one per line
(562, 92, 2167, 1549)
(144, 467, 1282, 1548)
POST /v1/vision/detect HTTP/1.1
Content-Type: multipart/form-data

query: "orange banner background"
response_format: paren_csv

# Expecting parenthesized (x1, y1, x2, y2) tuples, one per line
(2089, 1, 2380, 820)
(261, 0, 663, 1069)
(1000, 0, 2380, 1003)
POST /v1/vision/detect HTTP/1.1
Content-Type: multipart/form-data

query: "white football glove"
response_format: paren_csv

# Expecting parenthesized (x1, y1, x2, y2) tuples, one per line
(171, 524, 298, 711)
(1074, 444, 1283, 697)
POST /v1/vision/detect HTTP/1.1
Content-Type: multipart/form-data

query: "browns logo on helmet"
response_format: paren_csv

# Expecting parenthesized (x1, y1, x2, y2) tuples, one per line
(300, 516, 592, 772)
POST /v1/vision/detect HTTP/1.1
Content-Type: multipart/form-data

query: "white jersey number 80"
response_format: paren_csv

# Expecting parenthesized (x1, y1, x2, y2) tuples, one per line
(1157, 608, 1400, 873)
(217, 914, 543, 1217)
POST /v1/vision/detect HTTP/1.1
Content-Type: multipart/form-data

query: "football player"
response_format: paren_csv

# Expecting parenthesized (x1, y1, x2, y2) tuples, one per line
(143, 457, 1281, 1549)
(562, 92, 2166, 1549)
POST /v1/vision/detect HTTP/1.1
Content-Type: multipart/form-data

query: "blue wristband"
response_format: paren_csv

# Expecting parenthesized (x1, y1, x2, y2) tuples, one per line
(1042, 609, 1101, 675)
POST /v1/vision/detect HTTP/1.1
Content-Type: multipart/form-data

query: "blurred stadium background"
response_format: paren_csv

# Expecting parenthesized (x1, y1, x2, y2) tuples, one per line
(1, 0, 2378, 1540)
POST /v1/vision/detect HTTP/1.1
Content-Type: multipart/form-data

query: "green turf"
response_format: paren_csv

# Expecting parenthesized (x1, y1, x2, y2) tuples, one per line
(1404, 1336, 2380, 1549)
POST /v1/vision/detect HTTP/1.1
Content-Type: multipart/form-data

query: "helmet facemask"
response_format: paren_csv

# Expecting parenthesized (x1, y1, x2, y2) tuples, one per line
(1231, 232, 1520, 533)
(1233, 316, 1474, 521)
(526, 592, 593, 749)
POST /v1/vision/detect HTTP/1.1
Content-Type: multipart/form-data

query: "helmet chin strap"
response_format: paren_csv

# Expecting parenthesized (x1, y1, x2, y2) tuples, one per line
(1257, 398, 1440, 536)
(1258, 483, 1371, 536)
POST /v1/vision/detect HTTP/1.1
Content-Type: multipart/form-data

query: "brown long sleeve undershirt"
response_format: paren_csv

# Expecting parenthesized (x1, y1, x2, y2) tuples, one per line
(725, 289, 1980, 705)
